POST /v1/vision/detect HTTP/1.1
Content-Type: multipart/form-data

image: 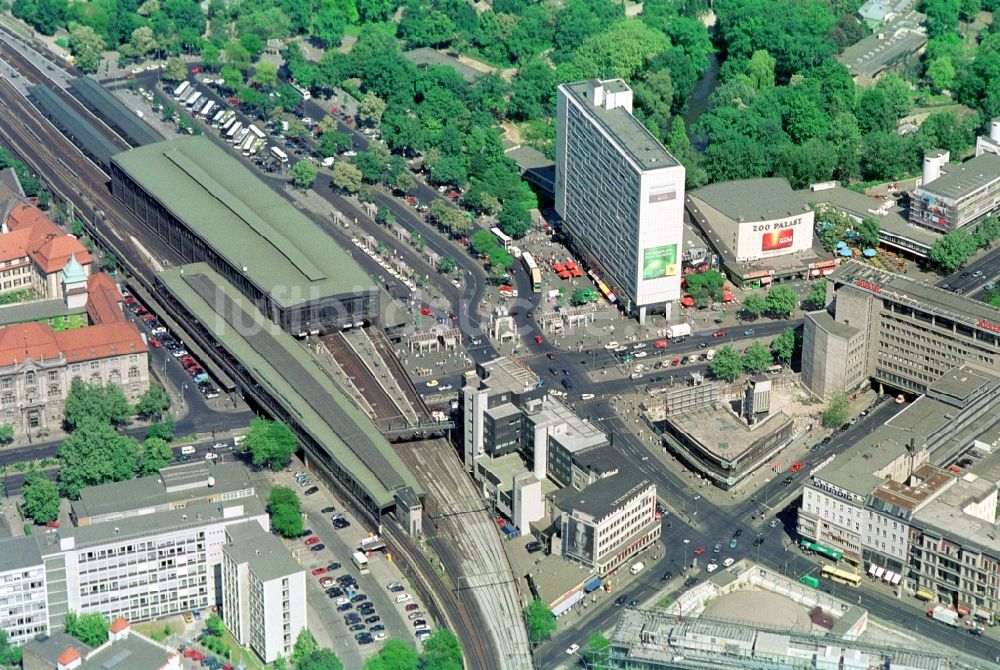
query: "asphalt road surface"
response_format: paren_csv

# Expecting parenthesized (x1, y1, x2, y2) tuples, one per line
(938, 248, 1000, 299)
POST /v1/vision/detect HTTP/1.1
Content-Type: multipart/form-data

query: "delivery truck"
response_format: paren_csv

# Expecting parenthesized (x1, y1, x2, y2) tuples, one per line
(926, 606, 959, 627)
(667, 323, 692, 339)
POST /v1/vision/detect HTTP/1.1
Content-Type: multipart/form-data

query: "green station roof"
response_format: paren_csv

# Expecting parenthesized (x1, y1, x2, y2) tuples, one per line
(112, 137, 374, 307)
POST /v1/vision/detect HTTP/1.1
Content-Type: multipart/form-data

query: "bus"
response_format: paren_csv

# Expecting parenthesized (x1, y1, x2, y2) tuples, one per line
(490, 226, 512, 250)
(239, 134, 255, 156)
(177, 87, 194, 104)
(211, 109, 226, 126)
(185, 91, 202, 108)
(220, 116, 236, 134)
(172, 80, 190, 99)
(198, 100, 215, 119)
(291, 81, 312, 100)
(822, 565, 862, 587)
(270, 146, 289, 163)
(800, 539, 843, 562)
(799, 575, 820, 589)
(226, 121, 243, 141)
(351, 551, 369, 574)
(233, 127, 249, 147)
(521, 252, 542, 293)
(248, 124, 266, 140)
(249, 138, 265, 156)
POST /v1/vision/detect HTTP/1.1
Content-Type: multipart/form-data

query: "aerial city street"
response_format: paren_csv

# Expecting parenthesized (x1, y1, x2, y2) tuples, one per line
(0, 0, 999, 668)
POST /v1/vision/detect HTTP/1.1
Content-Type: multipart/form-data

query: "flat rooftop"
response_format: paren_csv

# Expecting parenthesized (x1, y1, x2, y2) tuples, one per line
(915, 152, 1000, 202)
(48, 499, 266, 551)
(111, 137, 374, 308)
(927, 365, 993, 404)
(0, 535, 42, 572)
(79, 631, 176, 670)
(525, 396, 608, 454)
(72, 462, 253, 520)
(868, 463, 955, 519)
(523, 553, 596, 607)
(224, 521, 302, 582)
(474, 357, 540, 394)
(667, 404, 793, 460)
(690, 178, 811, 225)
(158, 263, 420, 508)
(913, 477, 1000, 555)
(831, 260, 1000, 329)
(551, 466, 651, 520)
(561, 80, 679, 172)
(808, 310, 861, 340)
(477, 451, 559, 498)
(801, 185, 940, 250)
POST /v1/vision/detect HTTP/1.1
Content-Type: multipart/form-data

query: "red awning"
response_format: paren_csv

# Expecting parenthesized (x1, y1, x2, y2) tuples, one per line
(571, 268, 583, 277)
(553, 263, 565, 272)
(723, 292, 734, 302)
(680, 296, 695, 307)
(559, 271, 571, 279)
(565, 260, 577, 269)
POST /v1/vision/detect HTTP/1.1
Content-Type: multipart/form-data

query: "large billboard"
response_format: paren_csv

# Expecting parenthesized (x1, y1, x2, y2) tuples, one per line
(564, 516, 595, 563)
(642, 244, 678, 281)
(762, 228, 795, 252)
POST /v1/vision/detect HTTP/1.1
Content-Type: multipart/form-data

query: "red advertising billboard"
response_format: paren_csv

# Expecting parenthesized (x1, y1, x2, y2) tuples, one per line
(762, 228, 794, 252)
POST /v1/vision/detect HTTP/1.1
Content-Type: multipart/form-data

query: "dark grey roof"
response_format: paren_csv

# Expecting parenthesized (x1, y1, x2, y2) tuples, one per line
(79, 632, 175, 670)
(224, 522, 302, 582)
(0, 298, 88, 328)
(0, 535, 43, 572)
(28, 85, 126, 168)
(806, 310, 860, 340)
(69, 77, 163, 147)
(560, 80, 679, 172)
(915, 152, 1000, 201)
(837, 11, 926, 77)
(24, 632, 92, 666)
(0, 167, 24, 197)
(690, 178, 810, 224)
(552, 467, 651, 519)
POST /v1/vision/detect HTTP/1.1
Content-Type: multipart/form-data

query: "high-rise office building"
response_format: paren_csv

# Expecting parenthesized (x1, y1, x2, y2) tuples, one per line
(555, 79, 685, 323)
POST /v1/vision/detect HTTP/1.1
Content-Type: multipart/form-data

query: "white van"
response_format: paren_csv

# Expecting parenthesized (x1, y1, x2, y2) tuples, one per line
(180, 445, 196, 455)
(395, 593, 412, 603)
(630, 562, 645, 575)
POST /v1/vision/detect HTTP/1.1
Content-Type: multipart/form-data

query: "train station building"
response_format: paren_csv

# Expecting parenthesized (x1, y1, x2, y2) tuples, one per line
(110, 137, 379, 336)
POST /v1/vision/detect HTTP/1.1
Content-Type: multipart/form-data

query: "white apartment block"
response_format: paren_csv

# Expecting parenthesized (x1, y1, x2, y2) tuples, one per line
(221, 522, 306, 664)
(41, 500, 268, 631)
(554, 470, 659, 576)
(0, 535, 48, 646)
(555, 79, 685, 323)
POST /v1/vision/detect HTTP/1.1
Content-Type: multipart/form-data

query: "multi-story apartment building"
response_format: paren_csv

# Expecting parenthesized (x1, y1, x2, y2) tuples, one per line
(552, 469, 659, 576)
(910, 149, 1000, 232)
(0, 319, 148, 436)
(802, 260, 1000, 397)
(0, 534, 48, 646)
(40, 499, 268, 631)
(555, 79, 685, 322)
(221, 522, 306, 663)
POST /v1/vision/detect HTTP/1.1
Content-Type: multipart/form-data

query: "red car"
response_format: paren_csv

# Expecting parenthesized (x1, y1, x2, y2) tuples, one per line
(181, 356, 196, 367)
(405, 603, 419, 612)
(191, 66, 202, 73)
(135, 306, 148, 315)
(311, 567, 328, 576)
(694, 546, 706, 556)
(149, 338, 161, 348)
(304, 535, 321, 546)
(671, 357, 681, 366)
(45, 521, 60, 528)
(123, 296, 137, 305)
(790, 462, 804, 473)
(420, 307, 431, 316)
(534, 335, 544, 344)
(714, 329, 728, 337)
(654, 339, 668, 348)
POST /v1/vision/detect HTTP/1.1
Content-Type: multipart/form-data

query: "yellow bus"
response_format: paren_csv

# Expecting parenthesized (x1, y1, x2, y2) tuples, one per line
(841, 555, 862, 570)
(822, 565, 862, 587)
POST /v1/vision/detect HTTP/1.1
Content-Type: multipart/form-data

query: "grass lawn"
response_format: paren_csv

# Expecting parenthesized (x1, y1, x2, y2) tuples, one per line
(219, 629, 266, 670)
(132, 618, 182, 642)
(46, 313, 88, 331)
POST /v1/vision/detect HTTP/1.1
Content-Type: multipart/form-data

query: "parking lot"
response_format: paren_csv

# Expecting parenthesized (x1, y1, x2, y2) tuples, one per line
(275, 466, 431, 665)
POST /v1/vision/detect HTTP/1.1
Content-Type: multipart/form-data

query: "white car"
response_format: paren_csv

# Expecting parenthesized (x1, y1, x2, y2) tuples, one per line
(723, 557, 734, 567)
(634, 351, 648, 358)
(336, 598, 350, 606)
(566, 644, 580, 655)
(438, 384, 453, 391)
(632, 343, 646, 349)
(706, 561, 718, 573)
(604, 341, 620, 350)
(374, 632, 387, 641)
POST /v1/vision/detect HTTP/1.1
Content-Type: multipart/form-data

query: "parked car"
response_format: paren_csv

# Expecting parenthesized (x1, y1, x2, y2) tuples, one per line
(304, 536, 320, 546)
(311, 567, 327, 575)
(310, 544, 325, 551)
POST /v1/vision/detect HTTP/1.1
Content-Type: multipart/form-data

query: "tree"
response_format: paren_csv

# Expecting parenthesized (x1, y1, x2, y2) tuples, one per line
(68, 24, 107, 73)
(0, 628, 23, 666)
(359, 92, 387, 126)
(362, 639, 419, 670)
(318, 131, 351, 158)
(218, 65, 243, 93)
(63, 379, 131, 429)
(765, 285, 798, 318)
(822, 392, 850, 427)
(420, 629, 462, 670)
(22, 472, 59, 524)
(224, 39, 252, 71)
(929, 229, 978, 273)
(292, 629, 319, 666)
(470, 229, 498, 255)
(299, 649, 344, 670)
(124, 26, 158, 60)
(0, 424, 13, 444)
(428, 200, 472, 236)
(59, 419, 139, 499)
(162, 56, 187, 82)
(742, 341, 774, 374)
(741, 293, 767, 319)
(771, 326, 796, 364)
(267, 486, 305, 538)
(64, 611, 109, 647)
(146, 415, 176, 442)
(312, 4, 347, 48)
(252, 62, 278, 89)
(804, 282, 827, 310)
(246, 417, 298, 471)
(857, 217, 880, 249)
(974, 215, 1000, 248)
(497, 201, 532, 239)
(135, 385, 170, 420)
(290, 161, 318, 189)
(684, 270, 727, 302)
(331, 161, 363, 193)
(708, 345, 743, 382)
(927, 56, 956, 92)
(487, 246, 514, 270)
(204, 613, 225, 637)
(438, 256, 457, 274)
(581, 632, 611, 665)
(137, 437, 172, 476)
(524, 599, 556, 643)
